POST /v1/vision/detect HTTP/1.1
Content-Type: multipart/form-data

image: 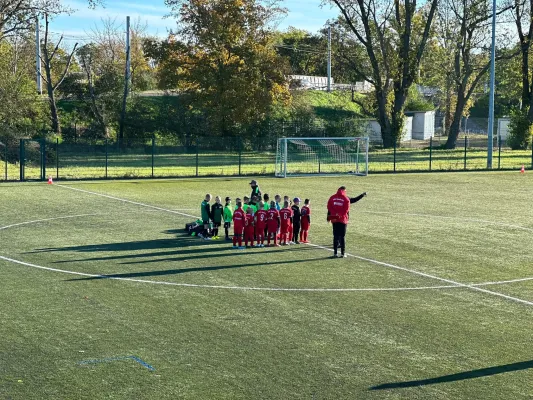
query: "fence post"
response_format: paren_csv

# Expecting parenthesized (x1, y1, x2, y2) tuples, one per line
(4, 143, 7, 181)
(151, 136, 155, 179)
(56, 138, 59, 180)
(498, 135, 502, 170)
(105, 138, 108, 179)
(196, 140, 199, 177)
(238, 139, 242, 176)
(40, 140, 45, 181)
(531, 137, 533, 170)
(464, 136, 468, 171)
(393, 141, 397, 173)
(19, 139, 24, 181)
(429, 137, 433, 171)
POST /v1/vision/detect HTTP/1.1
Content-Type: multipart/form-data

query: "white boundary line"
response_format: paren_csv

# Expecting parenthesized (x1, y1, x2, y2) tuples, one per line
(0, 255, 461, 292)
(0, 183, 530, 304)
(362, 211, 533, 233)
(55, 184, 198, 219)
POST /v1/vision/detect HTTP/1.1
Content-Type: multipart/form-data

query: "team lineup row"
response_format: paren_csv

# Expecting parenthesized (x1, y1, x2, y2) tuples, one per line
(199, 192, 312, 249)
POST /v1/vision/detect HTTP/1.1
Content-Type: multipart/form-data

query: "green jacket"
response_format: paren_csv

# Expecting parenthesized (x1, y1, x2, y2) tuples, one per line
(211, 203, 224, 224)
(201, 200, 211, 222)
(223, 204, 233, 223)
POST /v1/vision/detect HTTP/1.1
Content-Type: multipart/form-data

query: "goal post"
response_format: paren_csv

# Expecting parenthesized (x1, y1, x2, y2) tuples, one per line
(275, 137, 369, 177)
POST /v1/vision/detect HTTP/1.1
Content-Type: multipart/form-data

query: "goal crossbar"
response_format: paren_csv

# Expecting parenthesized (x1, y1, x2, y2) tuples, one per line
(275, 137, 369, 178)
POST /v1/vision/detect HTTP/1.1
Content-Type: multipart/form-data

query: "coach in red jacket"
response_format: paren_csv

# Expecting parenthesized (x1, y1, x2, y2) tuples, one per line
(327, 186, 366, 257)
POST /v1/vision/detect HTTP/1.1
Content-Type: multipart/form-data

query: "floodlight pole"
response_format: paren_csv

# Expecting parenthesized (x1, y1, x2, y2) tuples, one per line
(327, 26, 332, 92)
(36, 18, 42, 95)
(487, 0, 497, 169)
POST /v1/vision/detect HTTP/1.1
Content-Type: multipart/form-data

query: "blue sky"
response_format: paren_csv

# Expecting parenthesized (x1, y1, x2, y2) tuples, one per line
(52, 0, 339, 42)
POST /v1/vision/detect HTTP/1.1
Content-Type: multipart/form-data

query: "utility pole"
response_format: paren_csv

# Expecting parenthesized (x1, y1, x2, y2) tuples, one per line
(487, 0, 496, 169)
(36, 18, 42, 95)
(327, 26, 332, 92)
(119, 16, 131, 143)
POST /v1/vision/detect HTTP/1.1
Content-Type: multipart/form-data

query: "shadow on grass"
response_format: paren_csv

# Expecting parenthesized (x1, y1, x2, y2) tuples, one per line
(370, 360, 533, 390)
(65, 256, 329, 282)
(30, 237, 210, 254)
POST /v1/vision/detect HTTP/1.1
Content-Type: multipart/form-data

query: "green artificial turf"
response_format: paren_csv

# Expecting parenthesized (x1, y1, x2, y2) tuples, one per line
(0, 173, 532, 399)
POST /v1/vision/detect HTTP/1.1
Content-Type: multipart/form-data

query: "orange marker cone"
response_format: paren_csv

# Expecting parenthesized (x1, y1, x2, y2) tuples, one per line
(520, 165, 525, 174)
(47, 176, 53, 184)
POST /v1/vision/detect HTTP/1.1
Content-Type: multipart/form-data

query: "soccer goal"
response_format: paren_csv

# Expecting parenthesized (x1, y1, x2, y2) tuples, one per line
(275, 137, 369, 177)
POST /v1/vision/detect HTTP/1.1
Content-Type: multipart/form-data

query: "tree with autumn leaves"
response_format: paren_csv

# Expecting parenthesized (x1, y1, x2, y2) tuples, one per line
(150, 0, 290, 137)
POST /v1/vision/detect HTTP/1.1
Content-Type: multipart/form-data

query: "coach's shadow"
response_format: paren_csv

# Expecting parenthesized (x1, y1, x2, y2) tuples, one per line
(65, 257, 328, 282)
(370, 359, 533, 390)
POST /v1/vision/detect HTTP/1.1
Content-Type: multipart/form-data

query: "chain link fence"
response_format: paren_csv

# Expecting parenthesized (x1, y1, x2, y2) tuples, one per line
(1, 133, 532, 182)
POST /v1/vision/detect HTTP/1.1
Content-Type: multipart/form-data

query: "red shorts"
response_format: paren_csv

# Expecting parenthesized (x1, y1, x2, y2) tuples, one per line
(244, 228, 255, 238)
(267, 223, 278, 234)
(233, 225, 244, 235)
(301, 222, 310, 231)
(280, 224, 290, 234)
(256, 224, 266, 235)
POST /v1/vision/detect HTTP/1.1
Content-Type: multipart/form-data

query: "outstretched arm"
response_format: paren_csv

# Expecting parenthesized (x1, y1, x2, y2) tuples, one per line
(350, 192, 367, 204)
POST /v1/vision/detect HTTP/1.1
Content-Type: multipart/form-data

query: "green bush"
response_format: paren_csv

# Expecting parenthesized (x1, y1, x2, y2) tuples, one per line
(507, 107, 533, 150)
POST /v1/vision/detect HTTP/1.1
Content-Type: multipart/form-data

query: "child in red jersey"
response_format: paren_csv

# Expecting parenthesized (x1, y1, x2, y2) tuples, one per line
(283, 195, 293, 243)
(266, 201, 281, 247)
(254, 201, 268, 248)
(300, 198, 311, 243)
(279, 200, 294, 245)
(244, 207, 255, 248)
(232, 199, 245, 249)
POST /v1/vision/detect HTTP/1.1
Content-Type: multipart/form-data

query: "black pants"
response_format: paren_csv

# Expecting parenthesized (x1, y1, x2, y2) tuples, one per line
(332, 222, 347, 255)
(293, 221, 301, 242)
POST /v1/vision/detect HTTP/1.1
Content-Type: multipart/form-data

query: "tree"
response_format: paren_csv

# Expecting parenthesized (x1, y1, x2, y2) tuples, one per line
(274, 28, 327, 77)
(436, 0, 514, 148)
(329, 0, 438, 147)
(40, 13, 78, 134)
(162, 0, 290, 136)
(508, 0, 533, 125)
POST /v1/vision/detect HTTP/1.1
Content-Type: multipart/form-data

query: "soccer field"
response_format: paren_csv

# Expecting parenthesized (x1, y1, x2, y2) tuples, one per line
(1, 173, 532, 399)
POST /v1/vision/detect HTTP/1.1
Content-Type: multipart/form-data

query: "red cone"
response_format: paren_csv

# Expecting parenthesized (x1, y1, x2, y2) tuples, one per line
(520, 165, 525, 174)
(47, 176, 53, 184)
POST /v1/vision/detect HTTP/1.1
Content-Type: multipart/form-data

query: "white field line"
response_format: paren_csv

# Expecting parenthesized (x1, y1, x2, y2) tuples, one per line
(306, 243, 533, 307)
(1, 213, 531, 292)
(0, 255, 461, 292)
(0, 183, 529, 303)
(0, 214, 101, 231)
(55, 184, 197, 219)
(362, 211, 533, 233)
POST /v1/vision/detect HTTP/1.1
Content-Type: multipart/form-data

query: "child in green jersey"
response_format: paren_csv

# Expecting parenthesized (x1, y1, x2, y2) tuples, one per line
(223, 196, 233, 241)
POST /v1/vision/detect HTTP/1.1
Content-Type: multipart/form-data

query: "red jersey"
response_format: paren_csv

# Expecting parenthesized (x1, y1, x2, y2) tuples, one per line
(266, 208, 280, 232)
(255, 209, 268, 229)
(233, 208, 245, 230)
(244, 213, 255, 233)
(327, 189, 350, 224)
(301, 205, 311, 228)
(279, 208, 293, 228)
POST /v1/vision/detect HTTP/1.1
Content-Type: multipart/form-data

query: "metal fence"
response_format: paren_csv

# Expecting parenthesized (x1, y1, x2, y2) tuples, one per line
(1, 135, 532, 182)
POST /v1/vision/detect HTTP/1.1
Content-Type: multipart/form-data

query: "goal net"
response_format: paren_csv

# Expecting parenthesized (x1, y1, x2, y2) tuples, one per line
(275, 137, 369, 177)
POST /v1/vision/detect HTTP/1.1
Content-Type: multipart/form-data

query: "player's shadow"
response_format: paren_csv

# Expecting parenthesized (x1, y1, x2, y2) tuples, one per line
(65, 257, 329, 281)
(370, 359, 533, 390)
(29, 237, 216, 254)
(118, 247, 317, 265)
